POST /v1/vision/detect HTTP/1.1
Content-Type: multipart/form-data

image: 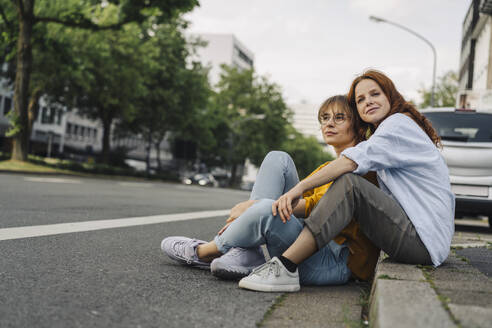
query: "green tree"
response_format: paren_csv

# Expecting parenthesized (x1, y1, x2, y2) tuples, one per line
(203, 65, 291, 187)
(280, 127, 334, 179)
(0, 0, 198, 161)
(68, 24, 146, 163)
(419, 70, 458, 108)
(121, 22, 211, 171)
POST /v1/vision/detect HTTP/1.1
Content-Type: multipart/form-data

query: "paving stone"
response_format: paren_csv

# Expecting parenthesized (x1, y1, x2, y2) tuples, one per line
(438, 289, 492, 307)
(376, 260, 424, 281)
(433, 277, 492, 293)
(370, 279, 456, 328)
(448, 304, 492, 328)
(261, 283, 363, 328)
(438, 261, 482, 274)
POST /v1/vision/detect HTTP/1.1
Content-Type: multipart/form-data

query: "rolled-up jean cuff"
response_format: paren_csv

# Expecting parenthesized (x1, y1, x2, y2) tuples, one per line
(213, 234, 230, 254)
(303, 219, 326, 251)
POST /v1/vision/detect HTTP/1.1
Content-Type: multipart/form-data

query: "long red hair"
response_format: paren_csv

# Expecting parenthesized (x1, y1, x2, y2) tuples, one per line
(347, 70, 441, 147)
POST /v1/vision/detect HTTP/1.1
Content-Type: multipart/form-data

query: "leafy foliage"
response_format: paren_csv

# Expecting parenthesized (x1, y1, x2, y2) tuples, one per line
(280, 127, 334, 179)
(200, 65, 292, 185)
(418, 71, 458, 108)
(1, 0, 199, 161)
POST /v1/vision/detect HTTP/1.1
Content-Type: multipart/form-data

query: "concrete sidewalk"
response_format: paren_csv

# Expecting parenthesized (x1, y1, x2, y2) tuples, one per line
(263, 231, 491, 328)
(369, 232, 492, 328)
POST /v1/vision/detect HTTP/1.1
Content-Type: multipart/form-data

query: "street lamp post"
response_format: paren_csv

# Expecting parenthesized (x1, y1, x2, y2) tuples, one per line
(369, 15, 437, 107)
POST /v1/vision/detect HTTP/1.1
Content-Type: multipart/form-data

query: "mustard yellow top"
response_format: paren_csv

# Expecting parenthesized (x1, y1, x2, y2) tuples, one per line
(302, 162, 380, 281)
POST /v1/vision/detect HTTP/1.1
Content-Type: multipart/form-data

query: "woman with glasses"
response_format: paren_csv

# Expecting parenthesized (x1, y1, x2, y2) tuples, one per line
(161, 95, 380, 289)
(237, 70, 454, 292)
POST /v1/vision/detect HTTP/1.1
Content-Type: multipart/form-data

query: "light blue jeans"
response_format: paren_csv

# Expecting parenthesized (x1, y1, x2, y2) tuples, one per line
(214, 151, 351, 286)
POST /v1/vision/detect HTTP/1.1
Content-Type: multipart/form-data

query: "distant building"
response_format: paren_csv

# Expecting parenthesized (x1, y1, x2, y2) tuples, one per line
(0, 34, 254, 173)
(192, 33, 255, 86)
(289, 101, 335, 156)
(0, 68, 162, 163)
(289, 101, 323, 143)
(191, 33, 257, 182)
(0, 85, 155, 162)
(0, 80, 13, 149)
(457, 0, 492, 110)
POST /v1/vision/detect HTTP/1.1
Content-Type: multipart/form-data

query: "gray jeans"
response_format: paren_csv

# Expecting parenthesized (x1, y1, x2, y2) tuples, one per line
(304, 173, 432, 265)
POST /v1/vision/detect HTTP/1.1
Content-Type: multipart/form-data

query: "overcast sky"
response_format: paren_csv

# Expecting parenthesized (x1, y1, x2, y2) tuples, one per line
(185, 0, 471, 106)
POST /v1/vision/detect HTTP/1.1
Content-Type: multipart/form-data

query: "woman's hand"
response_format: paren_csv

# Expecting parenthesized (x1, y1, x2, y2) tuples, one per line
(219, 200, 257, 235)
(272, 185, 304, 223)
(229, 199, 257, 221)
(218, 220, 233, 235)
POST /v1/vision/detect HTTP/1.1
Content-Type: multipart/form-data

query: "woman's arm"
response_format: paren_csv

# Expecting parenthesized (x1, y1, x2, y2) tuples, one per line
(229, 199, 257, 220)
(272, 156, 357, 222)
(292, 199, 306, 218)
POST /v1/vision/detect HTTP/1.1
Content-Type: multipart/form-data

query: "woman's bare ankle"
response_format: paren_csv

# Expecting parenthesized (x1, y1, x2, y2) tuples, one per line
(196, 242, 222, 261)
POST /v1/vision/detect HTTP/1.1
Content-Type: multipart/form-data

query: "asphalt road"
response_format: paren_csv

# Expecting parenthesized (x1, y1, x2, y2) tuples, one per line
(0, 173, 282, 328)
(0, 173, 248, 228)
(1, 173, 491, 328)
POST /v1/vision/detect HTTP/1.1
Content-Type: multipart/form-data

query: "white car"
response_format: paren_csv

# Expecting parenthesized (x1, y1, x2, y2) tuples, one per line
(421, 108, 492, 229)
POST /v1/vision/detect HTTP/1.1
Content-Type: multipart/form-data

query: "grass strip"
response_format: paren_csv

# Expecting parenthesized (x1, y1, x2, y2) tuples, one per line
(256, 294, 287, 327)
(420, 264, 462, 327)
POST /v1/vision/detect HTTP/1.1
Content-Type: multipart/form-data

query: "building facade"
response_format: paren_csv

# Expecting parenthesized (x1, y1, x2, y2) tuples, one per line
(1, 33, 254, 175)
(192, 33, 255, 87)
(458, 0, 492, 109)
(0, 79, 13, 148)
(289, 101, 323, 143)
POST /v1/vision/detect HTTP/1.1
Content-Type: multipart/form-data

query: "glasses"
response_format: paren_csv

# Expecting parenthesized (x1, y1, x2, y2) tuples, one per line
(319, 113, 349, 126)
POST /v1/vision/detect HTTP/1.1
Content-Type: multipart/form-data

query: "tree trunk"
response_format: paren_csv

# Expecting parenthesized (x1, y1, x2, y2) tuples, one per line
(155, 139, 162, 171)
(27, 87, 42, 142)
(11, 0, 35, 161)
(145, 131, 152, 177)
(229, 163, 238, 187)
(101, 118, 112, 164)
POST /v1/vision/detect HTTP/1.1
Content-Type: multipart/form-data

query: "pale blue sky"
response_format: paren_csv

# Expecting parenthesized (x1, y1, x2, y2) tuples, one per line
(185, 0, 471, 106)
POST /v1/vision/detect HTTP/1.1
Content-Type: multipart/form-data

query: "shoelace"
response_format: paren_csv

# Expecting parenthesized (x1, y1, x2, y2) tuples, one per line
(227, 248, 246, 257)
(251, 260, 280, 277)
(172, 239, 196, 264)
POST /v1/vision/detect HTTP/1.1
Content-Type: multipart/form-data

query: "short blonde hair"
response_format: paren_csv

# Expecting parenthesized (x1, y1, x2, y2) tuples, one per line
(317, 95, 367, 144)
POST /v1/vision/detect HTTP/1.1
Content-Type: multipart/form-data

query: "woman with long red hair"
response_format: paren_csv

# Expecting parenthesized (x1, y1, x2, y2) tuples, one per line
(238, 69, 454, 293)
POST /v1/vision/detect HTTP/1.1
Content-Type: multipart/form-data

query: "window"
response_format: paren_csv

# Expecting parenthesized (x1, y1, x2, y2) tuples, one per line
(66, 123, 72, 134)
(234, 46, 253, 67)
(41, 107, 49, 123)
(3, 97, 12, 115)
(41, 107, 56, 124)
(56, 109, 63, 125)
(49, 108, 56, 124)
(424, 112, 492, 142)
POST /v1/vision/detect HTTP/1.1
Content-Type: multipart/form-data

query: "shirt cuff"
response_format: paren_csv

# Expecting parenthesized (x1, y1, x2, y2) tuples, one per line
(341, 146, 369, 175)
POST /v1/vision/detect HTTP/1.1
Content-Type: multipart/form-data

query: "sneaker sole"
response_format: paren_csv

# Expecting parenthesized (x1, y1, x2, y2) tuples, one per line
(164, 254, 210, 270)
(211, 267, 249, 280)
(161, 239, 210, 270)
(238, 279, 300, 292)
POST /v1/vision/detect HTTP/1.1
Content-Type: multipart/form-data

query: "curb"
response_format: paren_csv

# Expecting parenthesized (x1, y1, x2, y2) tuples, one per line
(0, 169, 82, 177)
(368, 253, 457, 328)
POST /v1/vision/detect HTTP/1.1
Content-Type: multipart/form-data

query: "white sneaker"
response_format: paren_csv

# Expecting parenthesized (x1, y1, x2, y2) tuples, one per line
(238, 257, 300, 292)
(160, 236, 210, 269)
(211, 247, 265, 280)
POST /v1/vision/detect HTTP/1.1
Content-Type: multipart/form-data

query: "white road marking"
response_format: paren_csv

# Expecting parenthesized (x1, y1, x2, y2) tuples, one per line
(0, 209, 229, 241)
(23, 177, 82, 184)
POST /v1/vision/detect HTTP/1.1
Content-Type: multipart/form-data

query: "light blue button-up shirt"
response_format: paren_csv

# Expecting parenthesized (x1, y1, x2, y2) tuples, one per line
(341, 113, 455, 266)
